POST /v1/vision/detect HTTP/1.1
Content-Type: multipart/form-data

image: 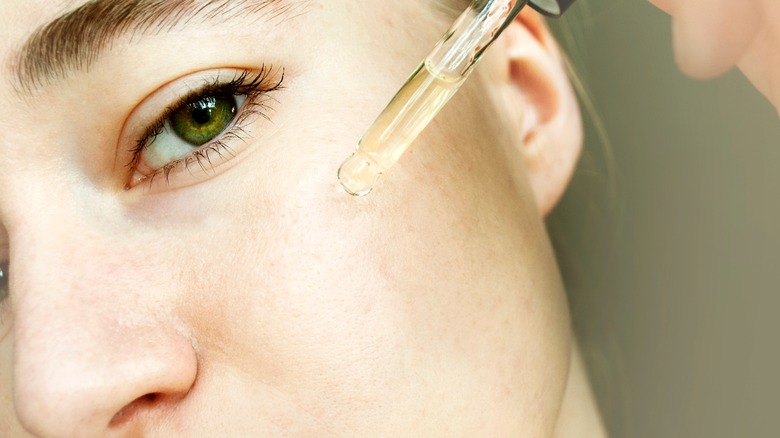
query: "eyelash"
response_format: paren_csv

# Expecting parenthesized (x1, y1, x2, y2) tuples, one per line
(126, 66, 285, 189)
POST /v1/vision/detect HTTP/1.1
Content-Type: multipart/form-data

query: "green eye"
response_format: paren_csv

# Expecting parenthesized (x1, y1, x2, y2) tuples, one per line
(170, 94, 237, 146)
(0, 262, 8, 303)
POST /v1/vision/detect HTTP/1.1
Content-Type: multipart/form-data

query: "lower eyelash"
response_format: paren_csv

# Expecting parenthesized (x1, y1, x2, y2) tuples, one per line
(153, 129, 242, 186)
(129, 67, 284, 188)
(149, 117, 242, 186)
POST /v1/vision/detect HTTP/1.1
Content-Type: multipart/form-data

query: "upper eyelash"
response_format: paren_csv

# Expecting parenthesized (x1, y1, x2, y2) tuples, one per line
(127, 65, 285, 183)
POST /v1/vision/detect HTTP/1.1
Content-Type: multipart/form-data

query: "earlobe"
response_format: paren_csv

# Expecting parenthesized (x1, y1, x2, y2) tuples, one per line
(498, 9, 583, 216)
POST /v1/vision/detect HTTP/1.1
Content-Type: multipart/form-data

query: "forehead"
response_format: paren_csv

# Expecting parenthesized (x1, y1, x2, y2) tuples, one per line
(0, 1, 73, 39)
(0, 1, 79, 87)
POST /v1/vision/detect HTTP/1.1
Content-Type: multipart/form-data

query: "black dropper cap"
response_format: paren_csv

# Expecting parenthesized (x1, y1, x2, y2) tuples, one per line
(528, 0, 577, 17)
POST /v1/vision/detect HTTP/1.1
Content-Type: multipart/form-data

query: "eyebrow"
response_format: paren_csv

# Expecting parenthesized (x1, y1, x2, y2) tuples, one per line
(13, 0, 309, 94)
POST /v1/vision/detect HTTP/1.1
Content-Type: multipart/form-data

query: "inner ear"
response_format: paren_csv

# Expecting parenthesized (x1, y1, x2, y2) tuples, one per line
(517, 7, 553, 48)
(510, 58, 559, 130)
(500, 12, 583, 216)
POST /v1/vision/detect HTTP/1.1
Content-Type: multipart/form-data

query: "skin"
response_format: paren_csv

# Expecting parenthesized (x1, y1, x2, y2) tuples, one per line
(649, 0, 780, 113)
(0, 0, 603, 436)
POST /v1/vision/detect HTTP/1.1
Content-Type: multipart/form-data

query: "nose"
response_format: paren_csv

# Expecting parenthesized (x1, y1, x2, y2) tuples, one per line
(10, 221, 198, 437)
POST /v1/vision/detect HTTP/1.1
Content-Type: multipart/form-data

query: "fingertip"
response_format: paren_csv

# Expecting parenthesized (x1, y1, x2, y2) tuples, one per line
(648, 0, 674, 15)
(671, 2, 760, 79)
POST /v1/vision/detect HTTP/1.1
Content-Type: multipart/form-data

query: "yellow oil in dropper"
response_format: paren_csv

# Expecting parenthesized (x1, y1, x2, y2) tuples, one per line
(337, 62, 464, 196)
(338, 0, 529, 196)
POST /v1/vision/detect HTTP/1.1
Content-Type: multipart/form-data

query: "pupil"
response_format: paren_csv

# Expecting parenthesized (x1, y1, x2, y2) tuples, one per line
(191, 106, 213, 125)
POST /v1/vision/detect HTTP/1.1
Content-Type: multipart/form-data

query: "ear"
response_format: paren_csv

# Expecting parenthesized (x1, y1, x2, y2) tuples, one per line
(493, 8, 583, 216)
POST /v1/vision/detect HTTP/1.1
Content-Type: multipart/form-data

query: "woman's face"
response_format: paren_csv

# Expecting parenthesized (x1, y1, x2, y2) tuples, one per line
(0, 1, 573, 436)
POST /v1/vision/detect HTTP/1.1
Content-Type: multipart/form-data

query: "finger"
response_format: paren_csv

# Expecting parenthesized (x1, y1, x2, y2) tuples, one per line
(672, 0, 761, 78)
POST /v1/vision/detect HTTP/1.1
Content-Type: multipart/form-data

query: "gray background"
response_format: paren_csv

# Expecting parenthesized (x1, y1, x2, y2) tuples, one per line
(546, 1, 780, 436)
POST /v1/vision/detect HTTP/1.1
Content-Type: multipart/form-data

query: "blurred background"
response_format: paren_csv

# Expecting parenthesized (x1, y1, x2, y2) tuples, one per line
(545, 0, 780, 436)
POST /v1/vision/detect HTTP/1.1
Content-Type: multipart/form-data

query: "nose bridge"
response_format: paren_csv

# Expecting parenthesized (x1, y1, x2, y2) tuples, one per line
(10, 193, 198, 437)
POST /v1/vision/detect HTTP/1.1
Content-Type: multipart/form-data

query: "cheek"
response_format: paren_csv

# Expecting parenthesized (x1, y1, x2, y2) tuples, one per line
(162, 172, 417, 428)
(165, 117, 567, 431)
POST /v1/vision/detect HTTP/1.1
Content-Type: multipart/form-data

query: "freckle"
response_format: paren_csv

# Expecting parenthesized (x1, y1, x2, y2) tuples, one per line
(362, 298, 374, 315)
(378, 259, 395, 283)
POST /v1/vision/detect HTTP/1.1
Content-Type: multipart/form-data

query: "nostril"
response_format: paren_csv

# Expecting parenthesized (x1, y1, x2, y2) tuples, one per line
(109, 393, 160, 427)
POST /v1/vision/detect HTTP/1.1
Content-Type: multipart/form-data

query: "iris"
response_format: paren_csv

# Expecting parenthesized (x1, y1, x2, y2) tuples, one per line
(171, 95, 237, 146)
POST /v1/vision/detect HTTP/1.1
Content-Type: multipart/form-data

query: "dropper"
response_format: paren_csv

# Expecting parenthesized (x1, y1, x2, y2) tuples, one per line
(337, 0, 576, 196)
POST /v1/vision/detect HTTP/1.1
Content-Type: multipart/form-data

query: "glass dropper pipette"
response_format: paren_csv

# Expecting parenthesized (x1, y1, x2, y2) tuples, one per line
(337, 0, 576, 196)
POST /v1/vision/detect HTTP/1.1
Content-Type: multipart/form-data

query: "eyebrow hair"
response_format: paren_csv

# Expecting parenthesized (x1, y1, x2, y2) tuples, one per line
(13, 0, 309, 94)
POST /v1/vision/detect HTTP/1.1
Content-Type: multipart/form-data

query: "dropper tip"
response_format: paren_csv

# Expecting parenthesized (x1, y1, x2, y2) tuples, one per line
(337, 151, 383, 197)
